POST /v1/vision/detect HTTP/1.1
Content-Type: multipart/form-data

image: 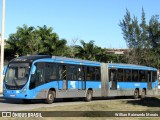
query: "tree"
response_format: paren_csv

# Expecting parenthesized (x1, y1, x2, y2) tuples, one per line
(148, 15, 160, 66)
(5, 24, 126, 64)
(5, 25, 67, 59)
(36, 25, 67, 55)
(119, 8, 160, 67)
(6, 24, 36, 56)
(63, 37, 79, 58)
(75, 40, 100, 60)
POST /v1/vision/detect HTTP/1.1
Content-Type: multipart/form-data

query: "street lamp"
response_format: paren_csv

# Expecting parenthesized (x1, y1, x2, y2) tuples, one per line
(0, 0, 5, 92)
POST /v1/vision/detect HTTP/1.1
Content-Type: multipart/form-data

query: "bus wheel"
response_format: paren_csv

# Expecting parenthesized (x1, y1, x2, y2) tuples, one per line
(133, 89, 139, 99)
(84, 90, 92, 102)
(22, 99, 31, 104)
(45, 90, 55, 104)
(141, 89, 146, 99)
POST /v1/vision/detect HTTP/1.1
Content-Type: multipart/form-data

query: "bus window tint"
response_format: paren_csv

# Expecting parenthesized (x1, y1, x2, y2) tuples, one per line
(35, 63, 45, 84)
(58, 65, 67, 80)
(45, 63, 57, 82)
(117, 69, 123, 82)
(77, 66, 85, 80)
(68, 65, 77, 80)
(139, 70, 146, 82)
(132, 70, 139, 82)
(30, 63, 45, 89)
(95, 67, 100, 81)
(124, 69, 131, 81)
(87, 67, 95, 81)
(152, 71, 157, 82)
(109, 69, 116, 82)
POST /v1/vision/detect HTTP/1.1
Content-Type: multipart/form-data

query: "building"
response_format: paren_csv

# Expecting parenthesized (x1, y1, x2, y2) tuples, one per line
(107, 49, 129, 55)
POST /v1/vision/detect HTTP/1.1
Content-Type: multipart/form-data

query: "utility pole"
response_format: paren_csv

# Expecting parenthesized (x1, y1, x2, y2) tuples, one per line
(0, 0, 5, 92)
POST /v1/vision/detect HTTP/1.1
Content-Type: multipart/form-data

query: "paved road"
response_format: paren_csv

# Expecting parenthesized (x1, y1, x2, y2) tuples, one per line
(0, 94, 160, 111)
(0, 95, 132, 111)
(0, 95, 93, 111)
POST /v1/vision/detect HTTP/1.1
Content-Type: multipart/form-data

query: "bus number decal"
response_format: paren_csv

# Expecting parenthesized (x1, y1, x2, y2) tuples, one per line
(70, 81, 76, 89)
(134, 83, 140, 87)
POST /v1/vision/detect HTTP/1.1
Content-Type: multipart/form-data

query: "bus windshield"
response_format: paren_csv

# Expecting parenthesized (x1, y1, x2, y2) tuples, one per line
(4, 63, 30, 89)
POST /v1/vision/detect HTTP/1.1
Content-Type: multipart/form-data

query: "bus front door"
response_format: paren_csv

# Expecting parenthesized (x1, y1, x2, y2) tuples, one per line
(58, 65, 67, 90)
(147, 71, 152, 89)
(78, 66, 86, 90)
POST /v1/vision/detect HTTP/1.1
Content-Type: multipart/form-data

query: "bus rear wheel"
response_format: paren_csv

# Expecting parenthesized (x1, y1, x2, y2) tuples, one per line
(133, 89, 139, 99)
(45, 90, 55, 104)
(84, 90, 92, 102)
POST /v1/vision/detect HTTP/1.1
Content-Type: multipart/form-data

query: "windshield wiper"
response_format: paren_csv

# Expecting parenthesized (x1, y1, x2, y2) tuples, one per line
(12, 78, 19, 88)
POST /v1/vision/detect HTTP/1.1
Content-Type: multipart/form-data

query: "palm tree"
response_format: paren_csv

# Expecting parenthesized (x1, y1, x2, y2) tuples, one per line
(6, 24, 36, 56)
(75, 40, 98, 60)
(36, 25, 67, 55)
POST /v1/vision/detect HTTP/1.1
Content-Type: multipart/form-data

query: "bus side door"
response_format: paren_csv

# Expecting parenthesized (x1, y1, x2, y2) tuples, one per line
(147, 71, 152, 89)
(67, 65, 78, 90)
(58, 65, 67, 90)
(77, 66, 86, 90)
(109, 69, 117, 90)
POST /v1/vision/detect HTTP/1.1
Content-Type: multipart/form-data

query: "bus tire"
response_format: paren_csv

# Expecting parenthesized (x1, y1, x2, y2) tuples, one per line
(45, 90, 55, 104)
(133, 89, 139, 99)
(22, 99, 31, 104)
(141, 89, 146, 99)
(84, 90, 92, 102)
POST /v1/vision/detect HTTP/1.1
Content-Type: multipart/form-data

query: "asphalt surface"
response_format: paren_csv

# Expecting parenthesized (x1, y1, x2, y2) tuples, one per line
(0, 95, 137, 111)
(0, 90, 160, 111)
(0, 95, 87, 111)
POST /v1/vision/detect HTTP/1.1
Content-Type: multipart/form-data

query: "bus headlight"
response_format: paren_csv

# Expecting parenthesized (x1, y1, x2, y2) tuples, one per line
(21, 86, 28, 93)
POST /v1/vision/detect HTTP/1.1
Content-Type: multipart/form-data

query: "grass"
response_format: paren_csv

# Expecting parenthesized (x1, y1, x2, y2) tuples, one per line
(30, 96, 160, 111)
(1, 96, 160, 120)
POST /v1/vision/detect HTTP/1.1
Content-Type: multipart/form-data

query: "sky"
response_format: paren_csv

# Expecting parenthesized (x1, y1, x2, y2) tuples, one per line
(0, 0, 160, 48)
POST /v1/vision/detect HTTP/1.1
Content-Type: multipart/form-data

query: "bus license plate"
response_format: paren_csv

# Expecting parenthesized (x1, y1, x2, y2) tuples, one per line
(10, 94, 15, 97)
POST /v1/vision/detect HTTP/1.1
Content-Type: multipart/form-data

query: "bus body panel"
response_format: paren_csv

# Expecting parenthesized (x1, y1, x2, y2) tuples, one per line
(3, 55, 159, 101)
(101, 63, 109, 97)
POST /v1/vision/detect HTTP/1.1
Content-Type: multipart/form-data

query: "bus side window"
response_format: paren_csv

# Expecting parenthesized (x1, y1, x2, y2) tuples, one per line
(58, 65, 67, 80)
(86, 67, 95, 81)
(117, 69, 123, 82)
(95, 67, 100, 81)
(29, 63, 45, 89)
(67, 65, 77, 80)
(132, 70, 139, 82)
(139, 70, 146, 82)
(50, 66, 57, 80)
(35, 63, 45, 85)
(109, 69, 116, 82)
(124, 69, 132, 82)
(77, 66, 85, 80)
(45, 63, 57, 82)
(152, 71, 157, 82)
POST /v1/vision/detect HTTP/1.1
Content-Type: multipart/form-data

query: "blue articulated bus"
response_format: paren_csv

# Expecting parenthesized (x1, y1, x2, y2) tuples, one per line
(3, 55, 159, 104)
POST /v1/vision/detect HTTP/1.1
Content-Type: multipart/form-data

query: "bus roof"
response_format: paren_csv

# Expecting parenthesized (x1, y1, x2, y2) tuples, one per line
(9, 55, 157, 70)
(108, 63, 157, 71)
(10, 55, 52, 63)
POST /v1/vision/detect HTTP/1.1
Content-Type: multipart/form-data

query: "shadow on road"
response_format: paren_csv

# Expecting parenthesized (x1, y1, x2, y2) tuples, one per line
(0, 96, 24, 104)
(0, 95, 160, 106)
(125, 97, 160, 108)
(0, 96, 134, 104)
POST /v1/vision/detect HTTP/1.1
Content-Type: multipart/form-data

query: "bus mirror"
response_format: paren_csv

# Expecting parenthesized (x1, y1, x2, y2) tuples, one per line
(31, 65, 36, 74)
(3, 66, 7, 75)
